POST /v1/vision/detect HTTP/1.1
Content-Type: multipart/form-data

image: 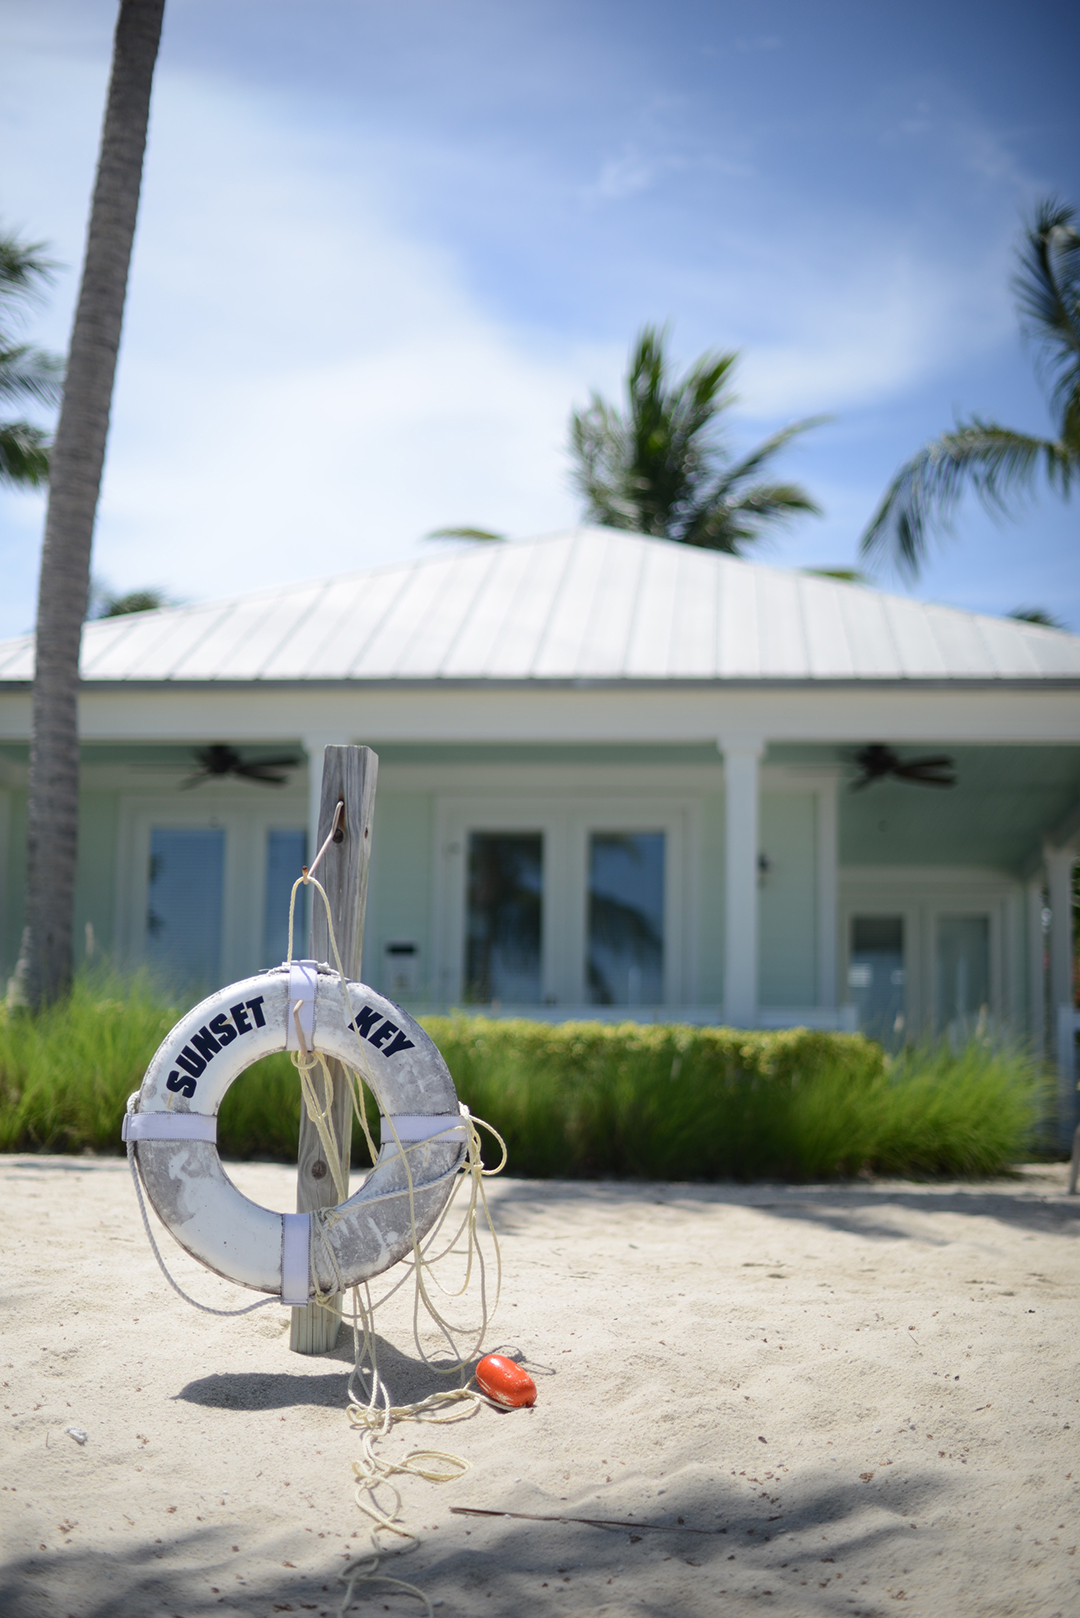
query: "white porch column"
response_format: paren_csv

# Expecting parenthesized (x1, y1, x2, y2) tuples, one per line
(720, 736, 763, 1027)
(1046, 844, 1078, 1148)
(1025, 876, 1046, 1056)
(1046, 844, 1076, 1039)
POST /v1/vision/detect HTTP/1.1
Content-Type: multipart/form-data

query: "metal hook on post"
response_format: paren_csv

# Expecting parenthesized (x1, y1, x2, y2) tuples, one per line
(304, 798, 346, 883)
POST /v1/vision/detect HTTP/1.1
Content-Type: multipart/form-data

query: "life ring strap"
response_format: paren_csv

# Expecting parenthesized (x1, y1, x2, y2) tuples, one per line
(382, 1113, 467, 1143)
(122, 1112, 217, 1143)
(284, 960, 318, 1051)
(281, 1211, 312, 1306)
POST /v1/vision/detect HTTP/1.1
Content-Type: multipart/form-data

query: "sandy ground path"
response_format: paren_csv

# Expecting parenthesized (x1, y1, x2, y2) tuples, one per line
(1, 1156, 1078, 1618)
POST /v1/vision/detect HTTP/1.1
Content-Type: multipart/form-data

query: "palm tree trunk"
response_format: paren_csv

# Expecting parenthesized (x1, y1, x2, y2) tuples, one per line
(11, 1, 165, 1008)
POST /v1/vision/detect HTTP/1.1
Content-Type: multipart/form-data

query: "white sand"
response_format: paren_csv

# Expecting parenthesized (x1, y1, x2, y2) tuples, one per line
(1, 1155, 1078, 1618)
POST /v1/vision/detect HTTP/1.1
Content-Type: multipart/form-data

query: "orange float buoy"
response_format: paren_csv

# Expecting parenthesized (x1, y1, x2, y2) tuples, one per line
(475, 1354, 537, 1408)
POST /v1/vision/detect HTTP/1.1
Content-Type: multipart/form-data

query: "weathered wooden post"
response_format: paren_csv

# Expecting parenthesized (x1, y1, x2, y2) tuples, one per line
(290, 743, 378, 1354)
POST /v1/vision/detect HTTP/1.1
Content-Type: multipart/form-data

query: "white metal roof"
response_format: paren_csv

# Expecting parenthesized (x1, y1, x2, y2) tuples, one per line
(1, 526, 1078, 685)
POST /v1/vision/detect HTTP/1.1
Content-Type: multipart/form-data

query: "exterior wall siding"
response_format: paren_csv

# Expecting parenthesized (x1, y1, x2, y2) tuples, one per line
(1, 788, 119, 982)
(759, 792, 817, 1007)
(696, 792, 725, 1006)
(365, 790, 435, 999)
(0, 790, 23, 982)
(74, 792, 119, 967)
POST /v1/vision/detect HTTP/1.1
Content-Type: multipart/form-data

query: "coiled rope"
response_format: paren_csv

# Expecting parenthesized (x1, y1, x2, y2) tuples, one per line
(282, 867, 508, 1614)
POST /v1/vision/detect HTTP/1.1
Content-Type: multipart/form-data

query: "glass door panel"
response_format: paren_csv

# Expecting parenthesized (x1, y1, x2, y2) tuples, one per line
(848, 915, 905, 1045)
(465, 832, 543, 1003)
(587, 832, 664, 1005)
(146, 826, 225, 989)
(936, 914, 990, 1032)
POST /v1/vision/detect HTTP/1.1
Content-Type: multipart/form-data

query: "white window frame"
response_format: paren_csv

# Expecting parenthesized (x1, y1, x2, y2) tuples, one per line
(116, 793, 308, 983)
(433, 794, 694, 1009)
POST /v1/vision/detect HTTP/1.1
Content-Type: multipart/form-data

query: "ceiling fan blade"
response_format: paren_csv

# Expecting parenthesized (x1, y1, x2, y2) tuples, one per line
(245, 752, 303, 769)
(896, 764, 956, 787)
(236, 764, 290, 784)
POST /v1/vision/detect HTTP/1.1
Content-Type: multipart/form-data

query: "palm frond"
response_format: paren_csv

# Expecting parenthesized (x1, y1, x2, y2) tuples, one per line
(710, 415, 831, 506)
(569, 393, 646, 530)
(0, 420, 50, 487)
(803, 567, 871, 584)
(1008, 606, 1066, 630)
(425, 526, 506, 542)
(0, 229, 60, 320)
(97, 588, 173, 618)
(730, 480, 823, 519)
(568, 324, 824, 550)
(860, 421, 1074, 574)
(1012, 198, 1080, 431)
(682, 484, 822, 552)
(0, 343, 64, 408)
(0, 228, 63, 481)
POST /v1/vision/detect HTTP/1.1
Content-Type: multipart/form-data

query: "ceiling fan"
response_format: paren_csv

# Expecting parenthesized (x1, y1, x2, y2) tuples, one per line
(849, 744, 956, 791)
(181, 744, 303, 789)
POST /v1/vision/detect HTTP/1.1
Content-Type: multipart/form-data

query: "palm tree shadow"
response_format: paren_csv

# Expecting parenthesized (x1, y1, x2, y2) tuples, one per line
(0, 1467, 952, 1616)
(174, 1330, 467, 1412)
(486, 1175, 1080, 1242)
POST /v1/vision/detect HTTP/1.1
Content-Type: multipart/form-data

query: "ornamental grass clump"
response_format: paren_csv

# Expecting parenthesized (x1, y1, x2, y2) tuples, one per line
(870, 1038, 1049, 1177)
(0, 969, 181, 1152)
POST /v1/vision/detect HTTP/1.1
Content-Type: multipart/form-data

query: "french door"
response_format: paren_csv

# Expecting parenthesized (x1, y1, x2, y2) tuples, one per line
(435, 798, 688, 1008)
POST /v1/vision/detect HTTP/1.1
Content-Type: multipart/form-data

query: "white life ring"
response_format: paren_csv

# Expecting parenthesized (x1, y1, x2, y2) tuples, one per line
(122, 961, 467, 1304)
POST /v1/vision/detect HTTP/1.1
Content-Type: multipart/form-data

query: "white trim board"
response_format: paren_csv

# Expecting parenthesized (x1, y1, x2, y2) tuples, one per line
(2, 683, 1078, 745)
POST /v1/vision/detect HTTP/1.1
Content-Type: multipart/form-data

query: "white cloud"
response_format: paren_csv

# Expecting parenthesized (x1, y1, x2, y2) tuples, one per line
(0, 8, 1056, 635)
(737, 238, 1013, 417)
(588, 148, 663, 203)
(0, 50, 610, 622)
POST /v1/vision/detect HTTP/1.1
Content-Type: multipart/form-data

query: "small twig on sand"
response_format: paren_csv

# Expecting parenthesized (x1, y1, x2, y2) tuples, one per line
(449, 1506, 721, 1535)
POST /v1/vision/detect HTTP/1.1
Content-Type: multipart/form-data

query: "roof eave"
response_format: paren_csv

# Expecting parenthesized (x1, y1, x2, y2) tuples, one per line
(1, 675, 1079, 695)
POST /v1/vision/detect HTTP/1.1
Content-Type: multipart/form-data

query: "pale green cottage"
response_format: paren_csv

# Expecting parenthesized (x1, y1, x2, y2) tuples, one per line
(1, 529, 1078, 1130)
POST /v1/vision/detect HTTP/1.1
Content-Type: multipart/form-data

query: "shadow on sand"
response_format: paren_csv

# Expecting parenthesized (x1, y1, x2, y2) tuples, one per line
(0, 1465, 946, 1617)
(174, 1330, 479, 1414)
(489, 1173, 1080, 1245)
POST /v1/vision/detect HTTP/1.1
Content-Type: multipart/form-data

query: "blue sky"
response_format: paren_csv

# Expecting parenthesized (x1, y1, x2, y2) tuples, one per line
(0, 0, 1077, 638)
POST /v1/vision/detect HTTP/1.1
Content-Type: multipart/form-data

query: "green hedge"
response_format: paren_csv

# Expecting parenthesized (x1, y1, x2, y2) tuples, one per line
(0, 978, 1046, 1179)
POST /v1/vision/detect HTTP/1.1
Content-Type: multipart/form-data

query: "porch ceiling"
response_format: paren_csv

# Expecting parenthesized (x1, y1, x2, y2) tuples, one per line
(834, 745, 1080, 871)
